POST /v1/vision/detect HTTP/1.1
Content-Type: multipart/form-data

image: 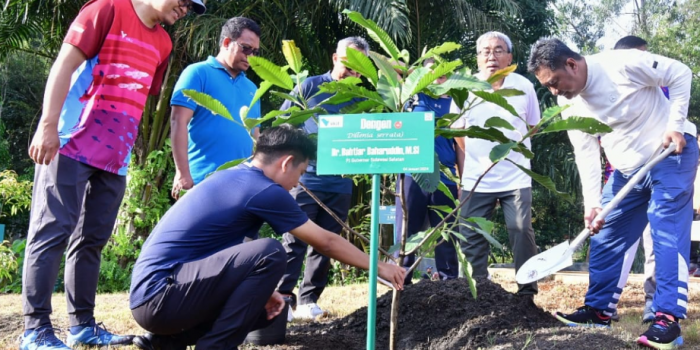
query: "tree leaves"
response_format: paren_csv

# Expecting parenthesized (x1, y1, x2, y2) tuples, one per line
(181, 89, 235, 122)
(248, 56, 293, 90)
(411, 154, 441, 192)
(343, 47, 379, 86)
(282, 40, 303, 74)
(540, 116, 612, 135)
(486, 64, 517, 85)
(484, 116, 515, 131)
(506, 159, 573, 203)
(470, 90, 519, 117)
(343, 9, 402, 63)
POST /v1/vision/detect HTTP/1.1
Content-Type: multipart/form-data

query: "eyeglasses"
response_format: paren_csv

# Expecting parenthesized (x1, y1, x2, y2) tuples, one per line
(232, 41, 260, 56)
(478, 48, 508, 58)
(177, 0, 194, 13)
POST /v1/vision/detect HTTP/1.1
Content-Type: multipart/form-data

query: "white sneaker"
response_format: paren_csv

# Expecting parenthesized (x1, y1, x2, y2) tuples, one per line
(293, 303, 328, 320)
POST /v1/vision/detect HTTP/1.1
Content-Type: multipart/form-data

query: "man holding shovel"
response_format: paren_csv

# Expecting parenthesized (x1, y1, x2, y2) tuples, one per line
(529, 38, 698, 349)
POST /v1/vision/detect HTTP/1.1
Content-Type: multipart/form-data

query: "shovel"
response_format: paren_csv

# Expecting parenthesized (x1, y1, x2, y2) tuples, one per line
(515, 143, 677, 284)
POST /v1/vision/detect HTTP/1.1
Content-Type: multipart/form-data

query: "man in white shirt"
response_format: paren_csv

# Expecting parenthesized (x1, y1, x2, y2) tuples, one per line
(529, 38, 697, 349)
(450, 31, 541, 297)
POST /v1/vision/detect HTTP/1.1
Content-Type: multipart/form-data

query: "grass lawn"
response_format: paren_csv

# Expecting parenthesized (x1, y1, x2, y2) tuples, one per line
(0, 274, 698, 349)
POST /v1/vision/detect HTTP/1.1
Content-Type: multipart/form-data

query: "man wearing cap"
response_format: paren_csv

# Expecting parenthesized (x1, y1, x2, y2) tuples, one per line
(20, 0, 205, 348)
(170, 17, 261, 199)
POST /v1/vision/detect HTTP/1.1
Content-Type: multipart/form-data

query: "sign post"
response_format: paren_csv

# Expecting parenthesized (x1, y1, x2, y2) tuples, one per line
(317, 112, 434, 349)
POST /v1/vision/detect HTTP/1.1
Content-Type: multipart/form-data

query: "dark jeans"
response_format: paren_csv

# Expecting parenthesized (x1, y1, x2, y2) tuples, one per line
(23, 154, 126, 329)
(458, 188, 538, 295)
(277, 187, 352, 305)
(395, 175, 459, 283)
(131, 238, 286, 350)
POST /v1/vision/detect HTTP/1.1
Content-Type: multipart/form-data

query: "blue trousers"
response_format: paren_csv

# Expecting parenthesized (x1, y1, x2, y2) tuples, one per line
(586, 135, 698, 318)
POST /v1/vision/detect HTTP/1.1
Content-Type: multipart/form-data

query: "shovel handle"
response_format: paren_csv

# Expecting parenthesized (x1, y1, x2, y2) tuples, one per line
(567, 143, 677, 253)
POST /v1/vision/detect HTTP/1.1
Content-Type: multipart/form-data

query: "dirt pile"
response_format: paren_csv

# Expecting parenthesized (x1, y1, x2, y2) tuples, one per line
(283, 278, 562, 349)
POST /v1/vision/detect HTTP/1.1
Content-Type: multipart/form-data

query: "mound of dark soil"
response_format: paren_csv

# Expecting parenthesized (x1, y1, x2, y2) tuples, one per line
(281, 278, 563, 349)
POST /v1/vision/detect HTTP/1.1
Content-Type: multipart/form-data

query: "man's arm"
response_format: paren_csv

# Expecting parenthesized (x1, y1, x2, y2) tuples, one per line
(290, 220, 405, 289)
(625, 51, 692, 152)
(29, 44, 87, 165)
(170, 106, 195, 199)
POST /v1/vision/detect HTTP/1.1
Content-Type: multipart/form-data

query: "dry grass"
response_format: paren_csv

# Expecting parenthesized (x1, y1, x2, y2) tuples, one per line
(0, 274, 698, 349)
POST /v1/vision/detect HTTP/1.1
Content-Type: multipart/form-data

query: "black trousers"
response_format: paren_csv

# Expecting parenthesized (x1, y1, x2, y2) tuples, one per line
(131, 238, 286, 350)
(277, 188, 352, 305)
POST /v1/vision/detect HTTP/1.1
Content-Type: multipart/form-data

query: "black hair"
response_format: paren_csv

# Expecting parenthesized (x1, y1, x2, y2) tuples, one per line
(219, 17, 261, 47)
(527, 38, 583, 74)
(614, 35, 648, 50)
(254, 124, 316, 166)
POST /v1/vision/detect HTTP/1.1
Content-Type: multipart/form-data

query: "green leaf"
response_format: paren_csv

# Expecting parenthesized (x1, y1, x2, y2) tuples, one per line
(446, 89, 469, 112)
(463, 217, 503, 250)
(484, 116, 515, 131)
(471, 90, 519, 117)
(494, 88, 525, 97)
(411, 154, 441, 192)
(538, 104, 569, 126)
(404, 230, 429, 253)
(436, 181, 456, 203)
(248, 56, 293, 90)
(419, 42, 462, 63)
(272, 107, 325, 127)
(512, 144, 535, 159)
(291, 70, 309, 85)
(270, 91, 303, 105)
(282, 40, 303, 74)
(428, 69, 491, 96)
(399, 49, 410, 64)
(540, 116, 613, 135)
(404, 60, 463, 101)
(486, 64, 517, 85)
(181, 89, 234, 122)
(489, 142, 516, 163)
(343, 47, 378, 86)
(369, 51, 400, 88)
(215, 157, 248, 172)
(436, 126, 511, 143)
(242, 81, 273, 121)
(343, 9, 402, 63)
(456, 247, 478, 299)
(377, 74, 400, 112)
(249, 108, 299, 129)
(429, 205, 454, 215)
(401, 67, 430, 102)
(436, 113, 461, 128)
(340, 100, 383, 114)
(317, 79, 388, 109)
(505, 159, 573, 203)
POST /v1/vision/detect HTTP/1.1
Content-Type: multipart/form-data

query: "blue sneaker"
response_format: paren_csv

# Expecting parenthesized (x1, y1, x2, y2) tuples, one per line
(66, 322, 133, 347)
(19, 327, 71, 350)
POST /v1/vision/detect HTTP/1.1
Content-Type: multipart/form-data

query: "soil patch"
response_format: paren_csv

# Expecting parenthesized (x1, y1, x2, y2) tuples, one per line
(246, 278, 633, 349)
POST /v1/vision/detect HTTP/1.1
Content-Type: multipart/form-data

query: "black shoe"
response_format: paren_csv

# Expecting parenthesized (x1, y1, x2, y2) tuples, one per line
(132, 332, 187, 350)
(553, 305, 611, 328)
(637, 312, 683, 349)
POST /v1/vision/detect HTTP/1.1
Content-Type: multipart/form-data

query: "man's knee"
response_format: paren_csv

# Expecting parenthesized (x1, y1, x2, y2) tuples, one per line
(255, 238, 287, 270)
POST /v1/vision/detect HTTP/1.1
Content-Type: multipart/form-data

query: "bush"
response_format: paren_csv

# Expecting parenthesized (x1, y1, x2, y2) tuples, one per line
(0, 170, 33, 241)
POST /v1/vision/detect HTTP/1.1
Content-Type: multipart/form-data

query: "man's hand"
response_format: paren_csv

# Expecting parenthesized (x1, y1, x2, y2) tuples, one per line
(171, 172, 194, 200)
(28, 125, 60, 165)
(378, 262, 406, 290)
(584, 207, 604, 234)
(265, 291, 286, 320)
(663, 130, 685, 153)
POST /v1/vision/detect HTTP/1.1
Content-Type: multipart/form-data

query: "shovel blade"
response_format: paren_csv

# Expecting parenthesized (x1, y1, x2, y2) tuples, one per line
(515, 241, 574, 284)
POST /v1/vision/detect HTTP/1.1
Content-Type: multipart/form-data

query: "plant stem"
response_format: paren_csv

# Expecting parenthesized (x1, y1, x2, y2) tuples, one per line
(389, 288, 401, 350)
(298, 182, 396, 262)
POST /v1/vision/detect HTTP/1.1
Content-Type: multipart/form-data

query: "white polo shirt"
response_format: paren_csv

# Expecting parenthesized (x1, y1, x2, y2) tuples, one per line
(559, 49, 696, 209)
(451, 72, 541, 192)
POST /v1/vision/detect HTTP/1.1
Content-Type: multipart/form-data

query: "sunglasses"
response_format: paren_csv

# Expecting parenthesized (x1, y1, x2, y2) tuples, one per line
(232, 41, 260, 56)
(177, 0, 194, 13)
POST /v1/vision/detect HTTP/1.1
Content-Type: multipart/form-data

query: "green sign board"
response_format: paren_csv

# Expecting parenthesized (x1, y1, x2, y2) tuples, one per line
(316, 112, 435, 175)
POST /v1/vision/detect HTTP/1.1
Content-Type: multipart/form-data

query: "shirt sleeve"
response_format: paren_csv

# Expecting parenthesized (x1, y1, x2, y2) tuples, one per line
(622, 51, 692, 133)
(524, 83, 541, 126)
(560, 96, 603, 209)
(246, 185, 309, 234)
(149, 55, 170, 96)
(170, 64, 202, 111)
(63, 0, 115, 59)
(449, 99, 466, 128)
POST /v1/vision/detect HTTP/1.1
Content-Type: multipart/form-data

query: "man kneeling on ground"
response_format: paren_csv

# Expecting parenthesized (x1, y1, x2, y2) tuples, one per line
(128, 124, 405, 350)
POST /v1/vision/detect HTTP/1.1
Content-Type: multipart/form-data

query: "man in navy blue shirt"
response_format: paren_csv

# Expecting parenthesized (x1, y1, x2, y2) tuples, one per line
(130, 125, 405, 349)
(276, 36, 370, 320)
(395, 58, 461, 284)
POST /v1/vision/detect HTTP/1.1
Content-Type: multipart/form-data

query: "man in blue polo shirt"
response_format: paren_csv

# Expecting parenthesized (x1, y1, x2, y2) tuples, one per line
(130, 125, 406, 350)
(395, 58, 461, 284)
(276, 36, 370, 320)
(169, 17, 261, 199)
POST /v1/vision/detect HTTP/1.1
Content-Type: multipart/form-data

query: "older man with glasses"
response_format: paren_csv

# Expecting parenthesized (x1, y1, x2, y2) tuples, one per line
(169, 17, 262, 200)
(450, 31, 541, 298)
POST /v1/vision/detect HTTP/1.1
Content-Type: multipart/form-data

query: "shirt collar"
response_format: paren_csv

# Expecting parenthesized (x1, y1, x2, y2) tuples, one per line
(206, 56, 247, 79)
